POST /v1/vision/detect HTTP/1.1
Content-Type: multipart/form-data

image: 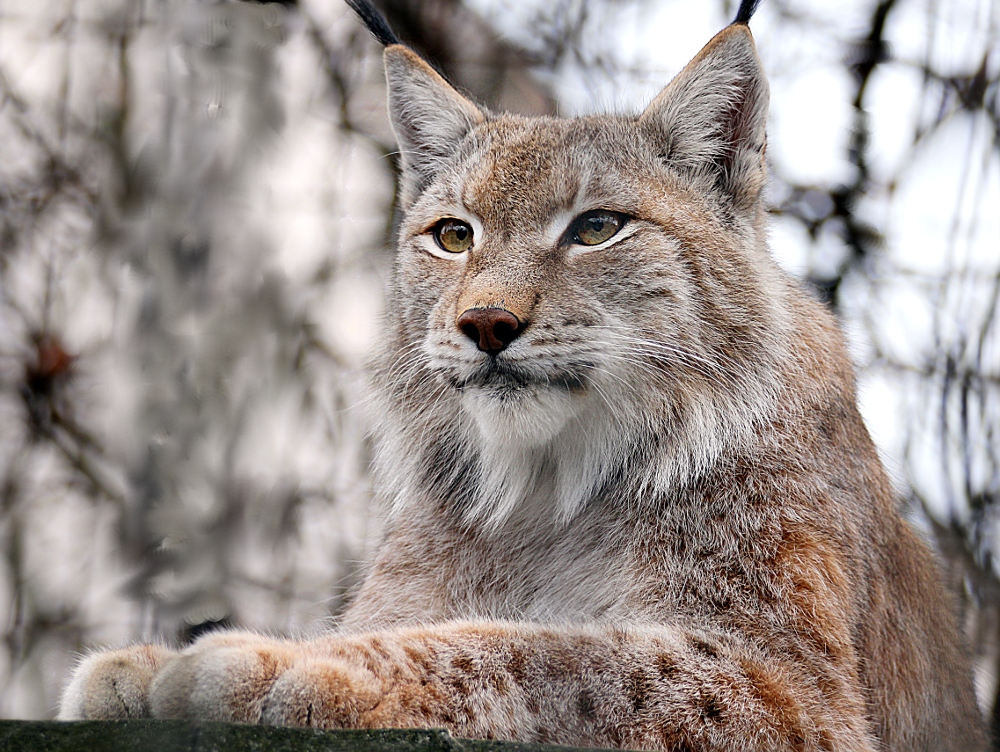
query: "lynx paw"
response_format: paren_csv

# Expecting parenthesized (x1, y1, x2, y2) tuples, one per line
(58, 644, 175, 720)
(150, 632, 382, 727)
(259, 657, 382, 727)
(62, 632, 383, 728)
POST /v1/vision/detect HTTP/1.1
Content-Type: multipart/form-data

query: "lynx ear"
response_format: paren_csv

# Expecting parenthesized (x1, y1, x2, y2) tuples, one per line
(384, 46, 486, 206)
(639, 25, 769, 213)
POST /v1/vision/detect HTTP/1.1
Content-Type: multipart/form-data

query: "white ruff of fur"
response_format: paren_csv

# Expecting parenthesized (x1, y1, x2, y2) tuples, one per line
(372, 338, 781, 531)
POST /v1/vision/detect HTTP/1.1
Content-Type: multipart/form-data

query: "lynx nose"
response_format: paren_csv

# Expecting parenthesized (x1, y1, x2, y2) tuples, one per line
(457, 307, 524, 355)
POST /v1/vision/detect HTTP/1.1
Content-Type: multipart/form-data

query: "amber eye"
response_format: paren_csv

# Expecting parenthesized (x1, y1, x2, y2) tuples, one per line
(571, 210, 626, 246)
(433, 218, 474, 253)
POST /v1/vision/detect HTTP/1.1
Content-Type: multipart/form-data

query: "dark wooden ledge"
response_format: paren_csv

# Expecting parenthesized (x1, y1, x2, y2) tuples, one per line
(0, 721, 614, 752)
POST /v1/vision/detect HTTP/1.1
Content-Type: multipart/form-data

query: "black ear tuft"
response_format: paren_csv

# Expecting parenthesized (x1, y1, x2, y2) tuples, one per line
(345, 0, 399, 47)
(733, 0, 762, 26)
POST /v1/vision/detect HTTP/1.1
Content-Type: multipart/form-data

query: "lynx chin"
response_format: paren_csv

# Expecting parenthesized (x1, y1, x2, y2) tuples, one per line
(59, 0, 986, 749)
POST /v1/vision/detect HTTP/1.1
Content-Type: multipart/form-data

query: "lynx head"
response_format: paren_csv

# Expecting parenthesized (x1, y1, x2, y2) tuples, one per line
(365, 7, 797, 528)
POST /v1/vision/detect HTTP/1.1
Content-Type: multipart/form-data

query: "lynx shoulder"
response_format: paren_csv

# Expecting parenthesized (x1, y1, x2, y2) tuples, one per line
(60, 1, 986, 749)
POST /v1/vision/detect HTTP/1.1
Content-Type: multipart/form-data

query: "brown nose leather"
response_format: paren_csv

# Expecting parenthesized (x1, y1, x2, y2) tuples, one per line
(457, 308, 524, 355)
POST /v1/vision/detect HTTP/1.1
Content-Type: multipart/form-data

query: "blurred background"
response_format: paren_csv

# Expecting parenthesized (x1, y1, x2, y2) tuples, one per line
(0, 0, 997, 737)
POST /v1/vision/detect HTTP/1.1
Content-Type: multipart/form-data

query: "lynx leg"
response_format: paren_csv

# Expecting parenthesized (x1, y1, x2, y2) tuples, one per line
(58, 644, 175, 720)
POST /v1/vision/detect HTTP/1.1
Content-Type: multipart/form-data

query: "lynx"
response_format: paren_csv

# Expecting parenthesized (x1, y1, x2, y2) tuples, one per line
(59, 1, 986, 749)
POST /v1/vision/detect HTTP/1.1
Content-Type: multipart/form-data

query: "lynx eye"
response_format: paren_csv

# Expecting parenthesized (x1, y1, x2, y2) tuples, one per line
(432, 218, 474, 254)
(570, 210, 626, 246)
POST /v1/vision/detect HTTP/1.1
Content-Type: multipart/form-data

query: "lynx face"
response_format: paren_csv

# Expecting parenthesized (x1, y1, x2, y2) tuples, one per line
(374, 36, 791, 526)
(406, 120, 657, 445)
(401, 119, 754, 437)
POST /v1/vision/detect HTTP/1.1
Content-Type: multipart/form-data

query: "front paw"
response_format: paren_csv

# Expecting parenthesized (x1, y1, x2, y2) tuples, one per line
(260, 656, 381, 728)
(149, 632, 381, 728)
(59, 644, 175, 720)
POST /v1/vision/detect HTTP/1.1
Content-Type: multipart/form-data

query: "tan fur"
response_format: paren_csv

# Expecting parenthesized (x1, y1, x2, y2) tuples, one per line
(59, 21, 986, 752)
